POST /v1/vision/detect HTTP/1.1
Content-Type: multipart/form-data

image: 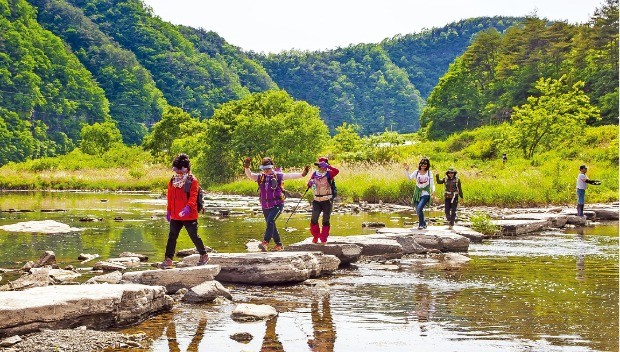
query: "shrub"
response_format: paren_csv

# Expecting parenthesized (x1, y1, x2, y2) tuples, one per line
(470, 212, 502, 236)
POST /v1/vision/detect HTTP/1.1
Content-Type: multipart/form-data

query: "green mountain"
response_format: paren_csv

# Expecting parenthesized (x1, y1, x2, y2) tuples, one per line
(421, 0, 619, 139)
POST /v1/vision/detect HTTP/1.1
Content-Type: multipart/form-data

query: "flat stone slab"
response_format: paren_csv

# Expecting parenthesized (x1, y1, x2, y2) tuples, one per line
(122, 265, 221, 293)
(283, 242, 362, 264)
(0, 220, 82, 234)
(0, 284, 171, 338)
(231, 303, 278, 322)
(375, 227, 471, 252)
(325, 236, 404, 258)
(189, 252, 340, 285)
(491, 219, 551, 236)
(588, 206, 619, 220)
(502, 213, 568, 227)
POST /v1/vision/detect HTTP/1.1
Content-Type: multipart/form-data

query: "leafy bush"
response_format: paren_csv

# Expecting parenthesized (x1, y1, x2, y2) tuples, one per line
(470, 212, 501, 236)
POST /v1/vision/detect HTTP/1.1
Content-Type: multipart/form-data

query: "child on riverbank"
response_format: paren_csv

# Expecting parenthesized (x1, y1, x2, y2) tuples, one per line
(244, 157, 309, 251)
(404, 158, 435, 229)
(435, 167, 463, 229)
(307, 157, 339, 243)
(159, 154, 209, 269)
(576, 165, 601, 217)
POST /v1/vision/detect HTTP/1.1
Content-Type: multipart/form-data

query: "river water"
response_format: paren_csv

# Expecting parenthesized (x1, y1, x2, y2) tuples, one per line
(0, 191, 617, 352)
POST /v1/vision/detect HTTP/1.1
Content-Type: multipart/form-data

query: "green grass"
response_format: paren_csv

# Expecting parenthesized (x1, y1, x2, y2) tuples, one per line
(0, 125, 617, 207)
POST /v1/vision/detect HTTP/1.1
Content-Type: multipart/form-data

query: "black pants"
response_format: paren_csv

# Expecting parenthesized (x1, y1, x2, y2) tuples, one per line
(444, 197, 459, 225)
(311, 200, 332, 226)
(165, 219, 207, 259)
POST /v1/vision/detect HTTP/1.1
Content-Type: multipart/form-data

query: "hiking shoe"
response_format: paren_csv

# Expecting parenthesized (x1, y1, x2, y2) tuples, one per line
(312, 237, 318, 244)
(197, 253, 209, 265)
(271, 244, 284, 251)
(417, 225, 424, 230)
(448, 225, 453, 230)
(158, 258, 173, 269)
(258, 240, 269, 252)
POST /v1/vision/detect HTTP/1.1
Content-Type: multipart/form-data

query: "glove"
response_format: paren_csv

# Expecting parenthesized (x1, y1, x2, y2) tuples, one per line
(307, 179, 315, 188)
(318, 161, 329, 169)
(178, 205, 190, 217)
(166, 210, 171, 222)
(243, 157, 251, 168)
(302, 165, 310, 177)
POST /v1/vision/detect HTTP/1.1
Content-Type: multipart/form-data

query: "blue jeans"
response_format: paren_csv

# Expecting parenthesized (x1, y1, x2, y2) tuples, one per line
(576, 189, 585, 205)
(416, 195, 430, 227)
(262, 204, 284, 245)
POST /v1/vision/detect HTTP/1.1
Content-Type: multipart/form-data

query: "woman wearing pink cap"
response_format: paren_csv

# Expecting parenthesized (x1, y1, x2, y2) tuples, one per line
(306, 157, 339, 243)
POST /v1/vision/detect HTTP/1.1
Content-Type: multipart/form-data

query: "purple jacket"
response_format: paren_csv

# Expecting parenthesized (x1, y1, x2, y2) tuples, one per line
(257, 173, 284, 209)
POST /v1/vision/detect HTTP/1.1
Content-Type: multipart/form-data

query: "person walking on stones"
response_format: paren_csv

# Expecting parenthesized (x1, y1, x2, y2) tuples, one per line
(576, 165, 601, 217)
(404, 158, 435, 229)
(435, 167, 463, 229)
(159, 153, 209, 269)
(245, 156, 309, 251)
(307, 157, 339, 243)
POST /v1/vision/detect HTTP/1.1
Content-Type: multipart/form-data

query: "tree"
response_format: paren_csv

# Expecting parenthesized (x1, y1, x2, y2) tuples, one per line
(80, 121, 123, 155)
(141, 106, 204, 160)
(510, 76, 599, 159)
(332, 122, 362, 154)
(199, 90, 329, 183)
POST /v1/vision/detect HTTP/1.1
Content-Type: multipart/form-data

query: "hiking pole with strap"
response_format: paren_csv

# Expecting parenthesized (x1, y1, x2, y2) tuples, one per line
(285, 187, 310, 225)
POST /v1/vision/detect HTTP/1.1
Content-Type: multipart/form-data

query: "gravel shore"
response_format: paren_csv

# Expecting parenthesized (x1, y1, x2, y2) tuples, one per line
(1, 328, 149, 351)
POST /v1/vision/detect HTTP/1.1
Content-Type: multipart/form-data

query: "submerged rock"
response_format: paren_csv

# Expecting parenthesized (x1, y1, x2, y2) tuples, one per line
(230, 332, 253, 343)
(0, 220, 81, 234)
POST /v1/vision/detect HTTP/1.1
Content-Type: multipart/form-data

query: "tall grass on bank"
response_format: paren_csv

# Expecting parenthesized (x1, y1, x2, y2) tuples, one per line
(211, 157, 618, 207)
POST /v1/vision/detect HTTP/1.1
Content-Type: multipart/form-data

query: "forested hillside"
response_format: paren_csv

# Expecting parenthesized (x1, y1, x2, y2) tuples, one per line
(258, 45, 425, 134)
(421, 0, 618, 138)
(0, 0, 110, 164)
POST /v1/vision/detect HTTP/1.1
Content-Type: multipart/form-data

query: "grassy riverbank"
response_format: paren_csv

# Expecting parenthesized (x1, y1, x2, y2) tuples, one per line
(0, 126, 617, 207)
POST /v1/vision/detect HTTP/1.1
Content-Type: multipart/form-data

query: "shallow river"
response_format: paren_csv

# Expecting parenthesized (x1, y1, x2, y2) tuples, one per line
(0, 192, 617, 352)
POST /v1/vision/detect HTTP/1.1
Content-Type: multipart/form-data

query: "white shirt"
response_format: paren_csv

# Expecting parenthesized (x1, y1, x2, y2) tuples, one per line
(406, 170, 435, 196)
(576, 173, 588, 190)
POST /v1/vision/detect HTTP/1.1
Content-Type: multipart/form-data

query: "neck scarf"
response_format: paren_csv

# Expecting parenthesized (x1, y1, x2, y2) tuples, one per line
(172, 172, 189, 188)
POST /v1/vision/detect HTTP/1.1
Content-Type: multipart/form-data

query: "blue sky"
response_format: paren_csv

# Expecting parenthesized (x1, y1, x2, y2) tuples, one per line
(142, 0, 604, 53)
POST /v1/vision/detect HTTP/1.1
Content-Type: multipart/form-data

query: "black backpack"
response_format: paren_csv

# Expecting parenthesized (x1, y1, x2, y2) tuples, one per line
(170, 176, 205, 213)
(328, 175, 337, 199)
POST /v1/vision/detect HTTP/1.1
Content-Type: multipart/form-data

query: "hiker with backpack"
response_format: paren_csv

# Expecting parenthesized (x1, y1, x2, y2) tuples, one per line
(244, 156, 310, 251)
(307, 157, 339, 243)
(404, 158, 435, 229)
(159, 153, 209, 269)
(435, 167, 463, 229)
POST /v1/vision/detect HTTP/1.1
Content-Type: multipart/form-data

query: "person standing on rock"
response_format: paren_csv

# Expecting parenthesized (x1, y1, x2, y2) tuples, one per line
(307, 157, 339, 243)
(159, 153, 209, 269)
(244, 156, 309, 251)
(404, 158, 435, 229)
(435, 167, 463, 229)
(576, 165, 601, 217)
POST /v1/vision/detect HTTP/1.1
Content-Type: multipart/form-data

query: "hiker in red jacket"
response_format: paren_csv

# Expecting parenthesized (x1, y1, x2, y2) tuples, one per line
(159, 154, 209, 269)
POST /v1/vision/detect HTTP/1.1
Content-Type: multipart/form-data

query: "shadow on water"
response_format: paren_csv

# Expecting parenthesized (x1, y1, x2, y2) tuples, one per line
(0, 192, 618, 351)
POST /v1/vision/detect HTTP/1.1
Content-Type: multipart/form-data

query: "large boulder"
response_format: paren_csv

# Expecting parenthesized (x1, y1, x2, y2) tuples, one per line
(589, 205, 619, 220)
(122, 265, 221, 293)
(0, 284, 172, 338)
(195, 252, 340, 285)
(283, 242, 363, 264)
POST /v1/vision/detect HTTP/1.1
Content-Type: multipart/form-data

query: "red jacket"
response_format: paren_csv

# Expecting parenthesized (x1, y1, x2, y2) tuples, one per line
(167, 175, 200, 221)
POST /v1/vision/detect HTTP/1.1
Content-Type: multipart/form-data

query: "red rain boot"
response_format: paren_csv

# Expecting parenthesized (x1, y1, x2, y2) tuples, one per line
(320, 225, 330, 243)
(310, 223, 320, 243)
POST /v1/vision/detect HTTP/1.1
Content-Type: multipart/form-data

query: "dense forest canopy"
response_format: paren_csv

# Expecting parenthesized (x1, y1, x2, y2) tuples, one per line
(0, 0, 616, 168)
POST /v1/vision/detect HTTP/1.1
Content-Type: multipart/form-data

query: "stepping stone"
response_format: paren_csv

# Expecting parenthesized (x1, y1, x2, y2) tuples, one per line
(122, 265, 221, 293)
(0, 284, 171, 338)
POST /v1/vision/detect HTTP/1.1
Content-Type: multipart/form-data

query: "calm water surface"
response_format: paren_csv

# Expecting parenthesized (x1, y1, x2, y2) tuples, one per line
(0, 191, 617, 352)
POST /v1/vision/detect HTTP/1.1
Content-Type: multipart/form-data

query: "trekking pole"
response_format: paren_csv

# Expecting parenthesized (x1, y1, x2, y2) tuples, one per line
(285, 187, 310, 225)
